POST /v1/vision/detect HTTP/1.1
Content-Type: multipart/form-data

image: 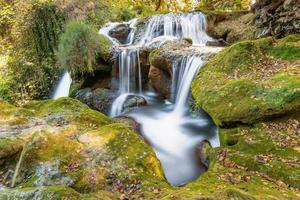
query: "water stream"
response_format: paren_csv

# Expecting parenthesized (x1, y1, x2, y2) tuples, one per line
(101, 12, 221, 186)
(52, 71, 72, 99)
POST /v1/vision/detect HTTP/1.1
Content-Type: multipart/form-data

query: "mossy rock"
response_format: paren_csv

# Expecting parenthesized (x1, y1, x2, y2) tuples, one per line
(192, 36, 300, 126)
(0, 98, 165, 198)
(0, 186, 81, 200)
(1, 98, 300, 198)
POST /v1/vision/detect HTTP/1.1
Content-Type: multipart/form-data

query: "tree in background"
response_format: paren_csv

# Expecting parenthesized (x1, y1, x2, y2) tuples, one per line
(197, 0, 251, 11)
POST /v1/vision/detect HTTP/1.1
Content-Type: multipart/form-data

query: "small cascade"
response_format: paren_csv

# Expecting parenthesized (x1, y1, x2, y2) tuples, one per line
(110, 48, 142, 117)
(99, 11, 220, 186)
(173, 56, 204, 115)
(52, 71, 72, 99)
(139, 12, 212, 45)
(99, 18, 138, 45)
(128, 53, 219, 186)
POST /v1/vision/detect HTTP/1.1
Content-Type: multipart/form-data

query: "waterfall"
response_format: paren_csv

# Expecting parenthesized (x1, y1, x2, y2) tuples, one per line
(127, 53, 219, 186)
(110, 48, 142, 117)
(139, 12, 212, 45)
(52, 71, 72, 99)
(172, 56, 204, 115)
(99, 12, 220, 186)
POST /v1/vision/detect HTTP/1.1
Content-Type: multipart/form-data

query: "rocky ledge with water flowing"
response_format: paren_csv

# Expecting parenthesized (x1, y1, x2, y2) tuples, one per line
(1, 2, 300, 199)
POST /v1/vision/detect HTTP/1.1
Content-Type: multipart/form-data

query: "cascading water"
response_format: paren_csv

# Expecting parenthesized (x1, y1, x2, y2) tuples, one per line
(138, 12, 213, 45)
(172, 56, 204, 115)
(128, 55, 219, 186)
(100, 12, 220, 186)
(52, 71, 72, 99)
(110, 48, 142, 117)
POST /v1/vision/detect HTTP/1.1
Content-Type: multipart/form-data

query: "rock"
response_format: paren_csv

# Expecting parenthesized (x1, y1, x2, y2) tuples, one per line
(148, 66, 171, 98)
(0, 98, 165, 197)
(109, 24, 130, 44)
(196, 140, 212, 168)
(253, 0, 300, 37)
(123, 94, 147, 112)
(115, 117, 140, 133)
(148, 39, 192, 98)
(0, 186, 81, 199)
(206, 39, 227, 47)
(0, 138, 23, 160)
(205, 11, 257, 44)
(192, 36, 300, 126)
(74, 88, 116, 115)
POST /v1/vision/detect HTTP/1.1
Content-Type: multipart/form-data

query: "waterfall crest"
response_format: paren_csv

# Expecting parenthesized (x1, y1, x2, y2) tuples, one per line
(138, 12, 212, 45)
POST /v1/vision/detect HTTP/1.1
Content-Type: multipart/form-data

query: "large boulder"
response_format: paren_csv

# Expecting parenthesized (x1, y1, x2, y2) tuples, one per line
(192, 35, 300, 126)
(253, 0, 300, 37)
(0, 98, 165, 199)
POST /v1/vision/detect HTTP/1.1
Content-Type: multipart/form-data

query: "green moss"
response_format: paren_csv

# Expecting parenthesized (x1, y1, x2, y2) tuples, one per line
(222, 124, 300, 188)
(57, 21, 112, 77)
(0, 138, 23, 160)
(97, 34, 112, 62)
(269, 45, 300, 61)
(23, 97, 111, 126)
(277, 34, 300, 45)
(192, 36, 300, 126)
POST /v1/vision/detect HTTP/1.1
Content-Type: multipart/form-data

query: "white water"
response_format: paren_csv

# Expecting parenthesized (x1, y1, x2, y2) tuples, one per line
(100, 12, 220, 186)
(173, 57, 204, 115)
(128, 55, 219, 186)
(52, 71, 72, 99)
(110, 48, 142, 117)
(138, 12, 213, 45)
(99, 18, 138, 45)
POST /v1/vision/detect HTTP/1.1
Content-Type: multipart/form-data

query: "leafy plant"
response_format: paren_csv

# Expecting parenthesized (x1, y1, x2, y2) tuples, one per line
(57, 21, 111, 76)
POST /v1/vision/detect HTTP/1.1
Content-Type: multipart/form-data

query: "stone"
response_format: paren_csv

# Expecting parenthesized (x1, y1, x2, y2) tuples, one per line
(253, 0, 300, 38)
(192, 36, 300, 126)
(109, 24, 130, 44)
(123, 95, 147, 113)
(148, 66, 171, 98)
(74, 88, 116, 115)
(196, 140, 212, 168)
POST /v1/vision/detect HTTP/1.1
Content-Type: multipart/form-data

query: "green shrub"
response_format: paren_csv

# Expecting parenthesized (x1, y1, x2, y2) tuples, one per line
(57, 21, 112, 76)
(0, 84, 13, 102)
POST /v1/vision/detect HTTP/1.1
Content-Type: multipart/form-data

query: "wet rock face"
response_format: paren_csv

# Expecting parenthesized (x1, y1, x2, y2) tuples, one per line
(253, 0, 300, 37)
(108, 24, 131, 44)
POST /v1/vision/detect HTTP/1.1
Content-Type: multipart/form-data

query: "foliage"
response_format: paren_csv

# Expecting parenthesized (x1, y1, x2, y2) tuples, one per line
(198, 0, 251, 11)
(57, 21, 112, 77)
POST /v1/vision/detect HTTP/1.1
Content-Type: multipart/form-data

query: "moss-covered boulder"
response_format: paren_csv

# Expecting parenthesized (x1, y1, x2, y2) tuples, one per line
(192, 35, 300, 126)
(0, 98, 165, 199)
(1, 97, 300, 199)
